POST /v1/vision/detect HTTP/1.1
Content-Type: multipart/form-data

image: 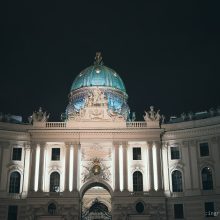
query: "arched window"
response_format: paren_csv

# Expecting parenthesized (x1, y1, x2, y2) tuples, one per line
(172, 170, 183, 192)
(202, 167, 213, 190)
(133, 171, 143, 192)
(50, 172, 60, 192)
(48, 203, 56, 215)
(9, 171, 21, 193)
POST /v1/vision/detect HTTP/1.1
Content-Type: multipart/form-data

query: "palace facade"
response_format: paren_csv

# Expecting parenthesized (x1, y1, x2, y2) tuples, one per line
(0, 53, 220, 220)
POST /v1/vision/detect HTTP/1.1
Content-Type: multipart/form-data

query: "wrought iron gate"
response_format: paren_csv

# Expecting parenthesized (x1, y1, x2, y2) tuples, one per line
(81, 199, 112, 220)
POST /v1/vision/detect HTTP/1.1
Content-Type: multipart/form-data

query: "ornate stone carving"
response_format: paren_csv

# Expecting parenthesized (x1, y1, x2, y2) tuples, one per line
(85, 88, 108, 108)
(29, 107, 49, 123)
(144, 106, 162, 128)
(82, 158, 111, 183)
(144, 106, 161, 121)
(69, 88, 125, 122)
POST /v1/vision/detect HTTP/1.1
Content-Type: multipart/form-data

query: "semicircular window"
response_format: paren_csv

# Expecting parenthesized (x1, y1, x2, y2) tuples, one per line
(136, 202, 144, 213)
(89, 199, 108, 213)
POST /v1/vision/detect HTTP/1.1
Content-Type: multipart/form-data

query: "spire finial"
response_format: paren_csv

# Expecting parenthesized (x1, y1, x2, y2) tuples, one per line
(94, 52, 103, 65)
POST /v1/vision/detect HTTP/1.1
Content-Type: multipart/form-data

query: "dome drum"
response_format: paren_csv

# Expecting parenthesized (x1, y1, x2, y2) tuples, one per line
(66, 86, 129, 120)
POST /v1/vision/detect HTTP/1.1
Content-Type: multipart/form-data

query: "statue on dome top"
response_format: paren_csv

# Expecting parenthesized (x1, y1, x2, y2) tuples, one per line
(94, 52, 103, 65)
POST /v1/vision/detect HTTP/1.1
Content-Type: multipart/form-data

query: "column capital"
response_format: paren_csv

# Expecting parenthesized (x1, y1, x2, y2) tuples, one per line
(113, 142, 120, 148)
(122, 142, 128, 149)
(65, 142, 72, 148)
(182, 141, 189, 148)
(154, 141, 162, 148)
(147, 141, 153, 148)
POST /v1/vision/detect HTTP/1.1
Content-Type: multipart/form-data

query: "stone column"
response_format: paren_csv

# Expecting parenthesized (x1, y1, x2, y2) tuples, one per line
(0, 143, 3, 185)
(22, 143, 31, 195)
(114, 142, 120, 191)
(182, 141, 192, 192)
(155, 141, 162, 191)
(211, 137, 220, 191)
(29, 143, 37, 191)
(189, 140, 200, 191)
(73, 143, 79, 192)
(122, 142, 128, 191)
(147, 142, 154, 191)
(38, 143, 46, 192)
(65, 143, 70, 192)
(162, 142, 169, 192)
(0, 142, 8, 191)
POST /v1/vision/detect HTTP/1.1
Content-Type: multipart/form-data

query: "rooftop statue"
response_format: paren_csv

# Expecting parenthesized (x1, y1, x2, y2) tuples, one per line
(144, 106, 162, 128)
(144, 106, 161, 122)
(29, 107, 50, 123)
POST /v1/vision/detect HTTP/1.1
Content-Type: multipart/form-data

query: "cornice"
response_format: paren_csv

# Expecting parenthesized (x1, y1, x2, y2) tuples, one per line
(162, 124, 220, 141)
(0, 130, 30, 142)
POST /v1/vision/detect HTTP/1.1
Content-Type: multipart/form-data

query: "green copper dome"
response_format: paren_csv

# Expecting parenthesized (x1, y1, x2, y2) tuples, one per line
(70, 53, 126, 93)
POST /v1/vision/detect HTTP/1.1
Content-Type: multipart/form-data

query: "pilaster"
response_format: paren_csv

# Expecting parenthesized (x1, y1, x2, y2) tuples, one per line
(114, 142, 120, 192)
(22, 143, 31, 196)
(73, 142, 79, 192)
(122, 142, 128, 192)
(147, 141, 154, 191)
(38, 143, 46, 192)
(155, 141, 163, 191)
(65, 143, 70, 192)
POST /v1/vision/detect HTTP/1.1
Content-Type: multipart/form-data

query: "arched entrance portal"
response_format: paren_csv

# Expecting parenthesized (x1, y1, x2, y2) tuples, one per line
(81, 182, 112, 220)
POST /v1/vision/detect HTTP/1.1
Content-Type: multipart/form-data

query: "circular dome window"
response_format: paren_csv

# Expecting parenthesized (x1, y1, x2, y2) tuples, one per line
(136, 202, 144, 213)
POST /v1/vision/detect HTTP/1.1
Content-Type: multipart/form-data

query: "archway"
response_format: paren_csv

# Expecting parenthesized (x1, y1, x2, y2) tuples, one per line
(81, 181, 112, 220)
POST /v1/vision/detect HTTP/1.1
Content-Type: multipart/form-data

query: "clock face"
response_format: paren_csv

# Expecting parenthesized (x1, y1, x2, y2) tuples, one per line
(92, 164, 101, 175)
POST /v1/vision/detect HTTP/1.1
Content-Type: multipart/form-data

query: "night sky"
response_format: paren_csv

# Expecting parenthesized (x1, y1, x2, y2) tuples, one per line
(1, 2, 220, 122)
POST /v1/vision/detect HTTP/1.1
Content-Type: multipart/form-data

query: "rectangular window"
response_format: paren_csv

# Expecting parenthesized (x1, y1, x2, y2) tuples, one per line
(51, 148, 60, 161)
(205, 202, 215, 217)
(12, 148, 22, 161)
(8, 205, 18, 220)
(174, 204, 184, 219)
(171, 147, 180, 160)
(200, 142, 209, 157)
(133, 147, 141, 160)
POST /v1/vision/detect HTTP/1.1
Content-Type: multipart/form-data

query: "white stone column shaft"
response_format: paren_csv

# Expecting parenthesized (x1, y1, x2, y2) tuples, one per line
(147, 142, 154, 191)
(38, 143, 46, 192)
(212, 138, 220, 189)
(22, 144, 31, 194)
(155, 141, 162, 190)
(182, 141, 192, 191)
(73, 143, 79, 191)
(65, 144, 70, 191)
(114, 143, 120, 191)
(29, 144, 37, 191)
(0, 144, 3, 185)
(162, 143, 169, 192)
(0, 143, 9, 191)
(122, 143, 128, 191)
